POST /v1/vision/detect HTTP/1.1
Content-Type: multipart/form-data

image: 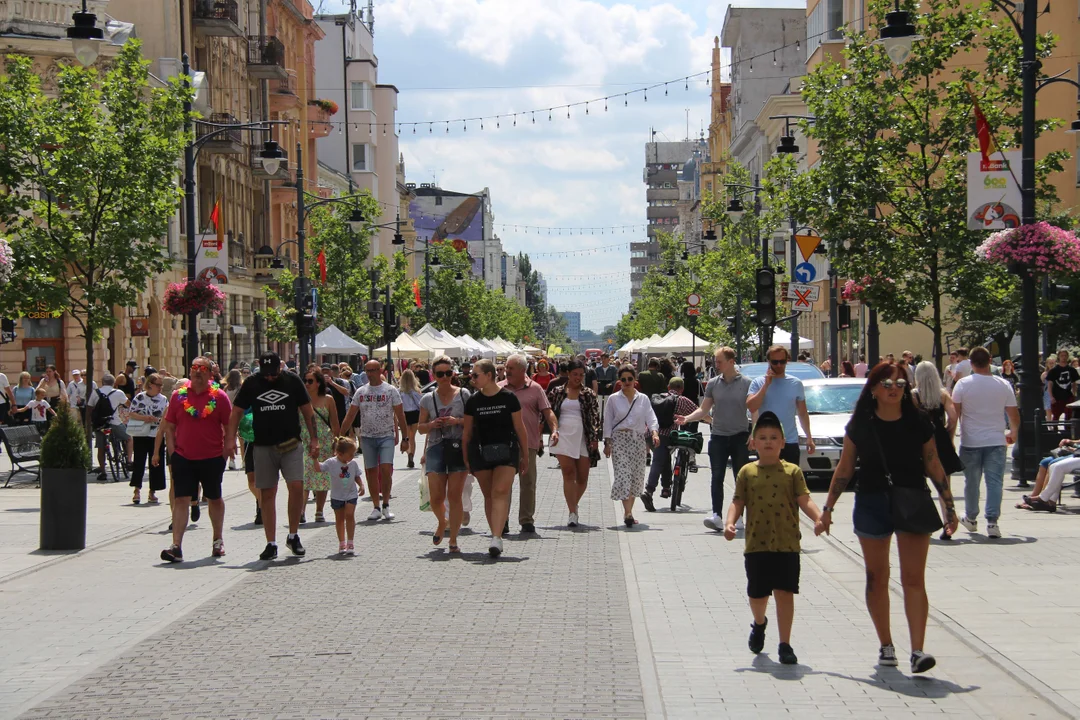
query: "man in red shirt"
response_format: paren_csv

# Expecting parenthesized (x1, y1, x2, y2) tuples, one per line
(154, 357, 232, 563)
(500, 354, 559, 534)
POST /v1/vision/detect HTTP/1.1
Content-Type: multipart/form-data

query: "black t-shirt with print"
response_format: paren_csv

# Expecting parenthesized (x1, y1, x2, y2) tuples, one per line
(232, 371, 311, 446)
(464, 388, 521, 448)
(1047, 365, 1080, 401)
(845, 410, 934, 493)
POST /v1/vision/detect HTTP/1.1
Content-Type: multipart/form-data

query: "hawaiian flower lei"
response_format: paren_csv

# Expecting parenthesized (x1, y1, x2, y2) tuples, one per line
(177, 381, 221, 419)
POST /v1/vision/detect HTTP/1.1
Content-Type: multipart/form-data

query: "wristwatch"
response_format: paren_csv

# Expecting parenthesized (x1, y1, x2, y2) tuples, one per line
(822, 506, 833, 513)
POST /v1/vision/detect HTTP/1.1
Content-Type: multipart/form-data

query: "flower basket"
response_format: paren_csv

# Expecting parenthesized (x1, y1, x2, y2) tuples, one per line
(841, 274, 895, 303)
(975, 222, 1080, 275)
(309, 98, 339, 115)
(163, 280, 226, 316)
(0, 238, 14, 285)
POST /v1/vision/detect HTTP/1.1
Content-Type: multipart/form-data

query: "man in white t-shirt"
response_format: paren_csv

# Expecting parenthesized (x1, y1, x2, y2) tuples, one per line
(0, 372, 12, 424)
(951, 347, 1020, 539)
(951, 348, 972, 385)
(87, 374, 130, 482)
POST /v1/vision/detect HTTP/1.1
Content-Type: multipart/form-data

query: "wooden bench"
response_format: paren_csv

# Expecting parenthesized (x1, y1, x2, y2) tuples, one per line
(1, 425, 42, 488)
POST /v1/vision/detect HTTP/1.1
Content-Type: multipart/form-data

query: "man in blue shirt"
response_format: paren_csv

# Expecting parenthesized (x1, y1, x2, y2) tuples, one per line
(746, 345, 815, 465)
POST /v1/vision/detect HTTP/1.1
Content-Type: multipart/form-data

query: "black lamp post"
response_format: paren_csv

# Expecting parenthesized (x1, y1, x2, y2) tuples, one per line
(67, 0, 104, 67)
(726, 180, 771, 350)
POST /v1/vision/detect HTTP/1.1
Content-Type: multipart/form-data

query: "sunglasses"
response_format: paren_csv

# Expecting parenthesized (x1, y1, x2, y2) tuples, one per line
(879, 378, 908, 389)
(469, 372, 480, 379)
(619, 375, 635, 382)
(304, 378, 318, 385)
(769, 358, 788, 366)
(434, 370, 454, 378)
(191, 364, 210, 373)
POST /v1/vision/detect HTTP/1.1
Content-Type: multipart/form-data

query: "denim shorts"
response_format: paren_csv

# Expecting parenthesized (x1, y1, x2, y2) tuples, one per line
(852, 491, 893, 539)
(330, 497, 358, 510)
(360, 435, 396, 469)
(426, 439, 467, 475)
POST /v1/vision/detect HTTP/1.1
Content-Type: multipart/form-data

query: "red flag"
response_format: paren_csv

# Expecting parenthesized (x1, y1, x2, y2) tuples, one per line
(209, 199, 223, 249)
(316, 248, 327, 285)
(413, 277, 422, 308)
(968, 85, 996, 162)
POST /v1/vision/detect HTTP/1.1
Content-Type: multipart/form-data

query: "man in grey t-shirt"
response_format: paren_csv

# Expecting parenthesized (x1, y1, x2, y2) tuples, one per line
(675, 346, 751, 531)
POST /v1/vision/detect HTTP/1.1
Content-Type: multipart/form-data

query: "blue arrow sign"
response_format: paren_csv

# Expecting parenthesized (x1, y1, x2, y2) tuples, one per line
(794, 262, 816, 283)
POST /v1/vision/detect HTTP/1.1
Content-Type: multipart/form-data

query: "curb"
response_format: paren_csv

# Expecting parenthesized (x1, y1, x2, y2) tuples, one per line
(800, 513, 1080, 720)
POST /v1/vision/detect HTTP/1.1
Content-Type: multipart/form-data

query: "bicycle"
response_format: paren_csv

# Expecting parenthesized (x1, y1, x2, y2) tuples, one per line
(99, 426, 129, 482)
(667, 430, 703, 511)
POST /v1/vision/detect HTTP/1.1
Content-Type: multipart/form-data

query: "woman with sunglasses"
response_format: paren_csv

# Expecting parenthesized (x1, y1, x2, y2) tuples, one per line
(548, 360, 602, 527)
(300, 370, 340, 524)
(462, 359, 529, 558)
(127, 373, 168, 504)
(816, 362, 958, 674)
(418, 355, 471, 552)
(603, 364, 659, 527)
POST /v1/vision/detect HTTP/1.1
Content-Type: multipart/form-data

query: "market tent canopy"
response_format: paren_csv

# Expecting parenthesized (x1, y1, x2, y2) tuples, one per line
(490, 337, 517, 353)
(617, 339, 638, 353)
(412, 323, 469, 357)
(373, 332, 433, 360)
(632, 333, 663, 353)
(314, 324, 369, 355)
(772, 327, 815, 349)
(521, 345, 542, 354)
(458, 334, 496, 358)
(642, 326, 712, 354)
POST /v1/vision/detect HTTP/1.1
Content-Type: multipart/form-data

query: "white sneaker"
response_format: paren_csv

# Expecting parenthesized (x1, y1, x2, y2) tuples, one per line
(960, 516, 978, 533)
(381, 506, 395, 521)
(703, 513, 721, 531)
(345, 542, 355, 556)
(568, 512, 578, 527)
(367, 508, 383, 521)
(488, 536, 503, 558)
(878, 644, 898, 667)
(987, 522, 1001, 539)
(339, 541, 348, 554)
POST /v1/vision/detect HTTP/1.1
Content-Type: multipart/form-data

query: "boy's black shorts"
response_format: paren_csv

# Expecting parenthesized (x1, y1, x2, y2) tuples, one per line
(745, 551, 800, 599)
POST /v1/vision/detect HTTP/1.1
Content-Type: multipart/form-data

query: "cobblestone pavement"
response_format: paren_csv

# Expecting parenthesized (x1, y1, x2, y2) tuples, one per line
(3, 446, 1077, 719)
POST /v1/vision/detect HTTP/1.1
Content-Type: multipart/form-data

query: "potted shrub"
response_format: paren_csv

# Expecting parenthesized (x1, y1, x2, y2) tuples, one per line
(39, 399, 92, 550)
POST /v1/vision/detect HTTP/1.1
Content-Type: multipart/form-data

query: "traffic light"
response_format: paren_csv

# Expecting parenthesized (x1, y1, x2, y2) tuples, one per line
(726, 316, 738, 336)
(1051, 284, 1074, 321)
(750, 268, 776, 326)
(837, 304, 851, 330)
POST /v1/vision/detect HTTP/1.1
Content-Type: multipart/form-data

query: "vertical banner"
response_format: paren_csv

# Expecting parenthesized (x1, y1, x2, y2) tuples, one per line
(195, 232, 229, 284)
(967, 150, 1021, 231)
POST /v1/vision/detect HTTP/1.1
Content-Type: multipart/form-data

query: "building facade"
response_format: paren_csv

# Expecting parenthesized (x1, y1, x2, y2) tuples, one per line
(562, 312, 582, 342)
(634, 139, 699, 299)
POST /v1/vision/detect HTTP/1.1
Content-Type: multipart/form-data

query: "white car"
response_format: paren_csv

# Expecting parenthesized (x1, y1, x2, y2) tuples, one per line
(796, 378, 866, 481)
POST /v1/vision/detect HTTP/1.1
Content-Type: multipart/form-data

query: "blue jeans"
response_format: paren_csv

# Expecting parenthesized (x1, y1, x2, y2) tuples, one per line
(960, 445, 1006, 523)
(708, 432, 750, 515)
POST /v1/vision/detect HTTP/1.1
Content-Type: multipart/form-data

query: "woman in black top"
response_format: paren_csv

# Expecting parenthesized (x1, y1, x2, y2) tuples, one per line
(816, 362, 957, 675)
(463, 359, 529, 558)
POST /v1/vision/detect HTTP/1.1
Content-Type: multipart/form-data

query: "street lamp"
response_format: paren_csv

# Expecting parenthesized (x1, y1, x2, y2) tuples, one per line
(67, 1, 103, 67)
(259, 140, 284, 176)
(874, 0, 923, 65)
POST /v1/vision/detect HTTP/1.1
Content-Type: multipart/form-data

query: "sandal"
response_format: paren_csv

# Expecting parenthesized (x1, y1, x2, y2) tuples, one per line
(132, 491, 141, 505)
(448, 544, 460, 553)
(315, 512, 325, 523)
(433, 530, 444, 545)
(1016, 501, 1034, 510)
(147, 495, 159, 504)
(624, 515, 637, 528)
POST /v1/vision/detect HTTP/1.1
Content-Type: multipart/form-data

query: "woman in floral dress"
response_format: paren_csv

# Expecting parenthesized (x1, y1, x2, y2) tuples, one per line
(301, 369, 340, 524)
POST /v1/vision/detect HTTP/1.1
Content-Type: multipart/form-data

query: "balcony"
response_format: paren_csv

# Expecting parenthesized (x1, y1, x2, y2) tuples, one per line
(195, 113, 244, 154)
(271, 172, 299, 205)
(246, 36, 287, 80)
(249, 145, 291, 181)
(192, 0, 243, 38)
(269, 71, 300, 113)
(307, 104, 332, 138)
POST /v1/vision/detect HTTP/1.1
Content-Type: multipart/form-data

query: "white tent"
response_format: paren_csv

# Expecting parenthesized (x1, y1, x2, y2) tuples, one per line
(521, 344, 542, 354)
(373, 332, 434, 360)
(633, 333, 664, 353)
(412, 324, 469, 358)
(488, 337, 517, 354)
(314, 324, 369, 355)
(617, 339, 638, 353)
(478, 338, 505, 356)
(773, 327, 815, 349)
(644, 326, 713, 354)
(459, 334, 496, 358)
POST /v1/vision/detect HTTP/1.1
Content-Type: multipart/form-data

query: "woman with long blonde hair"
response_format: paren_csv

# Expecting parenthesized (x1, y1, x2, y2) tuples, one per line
(398, 369, 423, 469)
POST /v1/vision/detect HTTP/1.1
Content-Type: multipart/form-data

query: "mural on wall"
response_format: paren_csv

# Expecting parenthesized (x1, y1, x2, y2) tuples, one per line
(409, 194, 485, 277)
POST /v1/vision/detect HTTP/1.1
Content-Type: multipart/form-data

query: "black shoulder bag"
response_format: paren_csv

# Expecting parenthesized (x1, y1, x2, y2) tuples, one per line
(869, 422, 943, 535)
(433, 389, 465, 468)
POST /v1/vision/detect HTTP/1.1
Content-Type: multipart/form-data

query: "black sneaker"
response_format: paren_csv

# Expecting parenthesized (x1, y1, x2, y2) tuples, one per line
(778, 643, 798, 665)
(190, 504, 201, 523)
(748, 618, 767, 654)
(641, 493, 656, 512)
(96, 472, 107, 483)
(160, 545, 182, 563)
(299, 514, 306, 525)
(521, 523, 536, 534)
(503, 521, 511, 536)
(254, 507, 263, 526)
(660, 486, 671, 499)
(911, 651, 936, 674)
(286, 534, 306, 556)
(259, 543, 278, 560)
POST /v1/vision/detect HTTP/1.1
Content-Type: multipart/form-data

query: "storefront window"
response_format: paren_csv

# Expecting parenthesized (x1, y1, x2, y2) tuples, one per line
(22, 317, 63, 338)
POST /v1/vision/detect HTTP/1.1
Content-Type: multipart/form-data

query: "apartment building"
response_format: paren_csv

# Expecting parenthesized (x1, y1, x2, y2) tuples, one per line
(633, 139, 699, 299)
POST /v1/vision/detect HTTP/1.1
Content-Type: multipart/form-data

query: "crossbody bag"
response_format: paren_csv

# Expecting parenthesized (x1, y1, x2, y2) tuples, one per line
(433, 389, 465, 467)
(868, 422, 943, 535)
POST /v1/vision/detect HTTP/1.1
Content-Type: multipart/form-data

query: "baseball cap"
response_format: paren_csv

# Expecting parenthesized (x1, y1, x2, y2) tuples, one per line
(126, 359, 137, 367)
(259, 351, 282, 376)
(144, 365, 157, 377)
(71, 369, 81, 376)
(752, 410, 783, 436)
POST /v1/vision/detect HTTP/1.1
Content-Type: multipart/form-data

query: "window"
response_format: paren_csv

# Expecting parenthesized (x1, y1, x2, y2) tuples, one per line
(350, 82, 372, 111)
(807, 0, 845, 60)
(351, 143, 371, 172)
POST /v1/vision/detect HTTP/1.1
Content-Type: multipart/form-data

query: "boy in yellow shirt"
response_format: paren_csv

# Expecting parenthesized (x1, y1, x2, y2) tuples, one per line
(725, 411, 823, 664)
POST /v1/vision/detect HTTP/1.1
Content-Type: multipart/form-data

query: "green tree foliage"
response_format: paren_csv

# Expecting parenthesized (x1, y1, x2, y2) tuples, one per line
(0, 42, 189, 435)
(793, 0, 1066, 365)
(40, 400, 91, 470)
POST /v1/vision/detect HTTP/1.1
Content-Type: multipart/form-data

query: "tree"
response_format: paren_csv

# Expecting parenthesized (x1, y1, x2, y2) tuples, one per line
(793, 0, 1065, 367)
(0, 42, 189, 436)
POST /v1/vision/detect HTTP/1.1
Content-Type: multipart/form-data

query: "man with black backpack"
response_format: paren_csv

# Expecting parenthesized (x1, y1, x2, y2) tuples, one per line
(641, 377, 698, 511)
(87, 374, 130, 482)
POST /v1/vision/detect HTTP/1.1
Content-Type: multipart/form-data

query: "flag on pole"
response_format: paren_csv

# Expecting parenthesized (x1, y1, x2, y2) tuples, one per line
(967, 85, 996, 162)
(210, 198, 223, 250)
(413, 278, 422, 308)
(316, 248, 327, 285)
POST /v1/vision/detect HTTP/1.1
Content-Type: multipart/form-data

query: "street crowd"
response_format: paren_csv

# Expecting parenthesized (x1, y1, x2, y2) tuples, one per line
(8, 340, 1079, 676)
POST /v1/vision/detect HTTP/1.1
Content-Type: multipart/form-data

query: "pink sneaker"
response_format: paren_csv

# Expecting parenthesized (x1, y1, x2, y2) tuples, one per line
(345, 542, 355, 556)
(339, 541, 348, 553)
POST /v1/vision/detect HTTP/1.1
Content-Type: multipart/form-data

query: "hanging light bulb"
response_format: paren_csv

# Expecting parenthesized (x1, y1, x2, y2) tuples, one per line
(532, 112, 536, 124)
(496, 118, 499, 128)
(585, 102, 589, 115)
(429, 123, 432, 133)
(513, 114, 517, 126)
(624, 94, 628, 106)
(605, 98, 608, 111)
(382, 124, 386, 135)
(644, 89, 648, 102)
(463, 120, 467, 131)
(566, 107, 570, 119)
(685, 77, 689, 90)
(749, 60, 753, 73)
(796, 39, 800, 51)
(665, 83, 669, 96)
(773, 50, 777, 65)
(445, 122, 449, 133)
(548, 108, 552, 121)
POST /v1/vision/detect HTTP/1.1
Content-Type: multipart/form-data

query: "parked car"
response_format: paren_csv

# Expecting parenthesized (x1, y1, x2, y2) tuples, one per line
(794, 378, 865, 480)
(739, 361, 826, 381)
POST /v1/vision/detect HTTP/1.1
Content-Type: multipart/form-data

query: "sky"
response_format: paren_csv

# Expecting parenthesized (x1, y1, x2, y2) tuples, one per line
(320, 0, 734, 333)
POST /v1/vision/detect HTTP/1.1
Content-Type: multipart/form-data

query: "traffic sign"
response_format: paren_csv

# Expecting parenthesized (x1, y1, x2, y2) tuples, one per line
(686, 293, 701, 307)
(687, 307, 701, 316)
(786, 282, 820, 312)
(794, 262, 816, 283)
(795, 234, 822, 262)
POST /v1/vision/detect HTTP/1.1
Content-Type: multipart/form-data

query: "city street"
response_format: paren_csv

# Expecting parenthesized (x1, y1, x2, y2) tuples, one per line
(0, 448, 1077, 719)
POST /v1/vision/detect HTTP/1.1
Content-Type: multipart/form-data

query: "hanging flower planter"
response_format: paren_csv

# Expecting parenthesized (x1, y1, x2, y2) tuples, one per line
(975, 221, 1080, 275)
(0, 238, 14, 285)
(163, 280, 226, 316)
(841, 274, 895, 303)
